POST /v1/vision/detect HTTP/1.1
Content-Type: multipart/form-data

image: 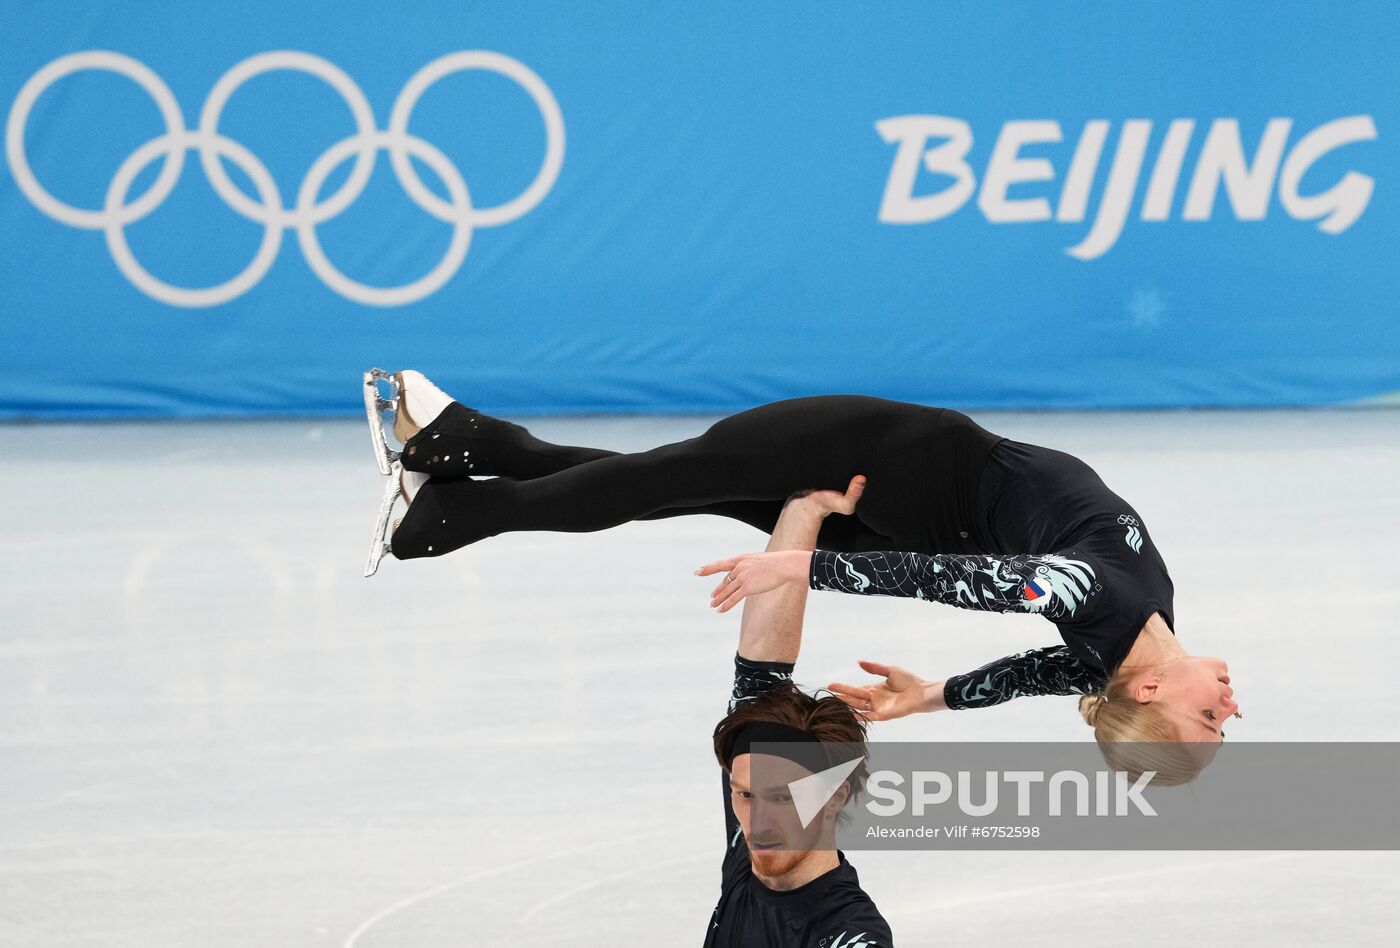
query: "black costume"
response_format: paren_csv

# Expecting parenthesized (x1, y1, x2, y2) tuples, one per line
(392, 396, 1173, 701)
(706, 656, 891, 948)
(809, 437, 1174, 701)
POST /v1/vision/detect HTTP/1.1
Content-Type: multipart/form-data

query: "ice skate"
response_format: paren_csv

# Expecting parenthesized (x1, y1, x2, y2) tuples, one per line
(363, 460, 429, 577)
(363, 368, 456, 476)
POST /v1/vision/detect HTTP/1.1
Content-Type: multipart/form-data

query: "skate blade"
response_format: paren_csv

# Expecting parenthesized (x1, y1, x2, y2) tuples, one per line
(364, 459, 403, 577)
(363, 368, 402, 477)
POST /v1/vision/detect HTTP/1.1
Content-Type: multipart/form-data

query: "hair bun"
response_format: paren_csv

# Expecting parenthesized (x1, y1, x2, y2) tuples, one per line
(1079, 693, 1107, 726)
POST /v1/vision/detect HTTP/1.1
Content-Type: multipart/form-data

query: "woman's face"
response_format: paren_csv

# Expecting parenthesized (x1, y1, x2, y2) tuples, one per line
(1145, 656, 1238, 742)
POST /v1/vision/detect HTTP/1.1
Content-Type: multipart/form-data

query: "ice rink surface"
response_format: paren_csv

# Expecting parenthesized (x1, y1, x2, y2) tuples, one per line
(3, 409, 1399, 947)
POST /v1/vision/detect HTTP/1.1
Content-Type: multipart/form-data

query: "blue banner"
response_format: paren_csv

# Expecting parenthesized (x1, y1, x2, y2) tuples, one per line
(3, 1, 1397, 417)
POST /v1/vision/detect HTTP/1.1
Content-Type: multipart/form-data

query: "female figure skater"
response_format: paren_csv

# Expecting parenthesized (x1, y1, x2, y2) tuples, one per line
(361, 369, 1240, 781)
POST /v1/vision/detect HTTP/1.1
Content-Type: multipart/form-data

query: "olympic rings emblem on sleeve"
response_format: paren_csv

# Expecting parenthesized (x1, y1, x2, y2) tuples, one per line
(5, 50, 565, 307)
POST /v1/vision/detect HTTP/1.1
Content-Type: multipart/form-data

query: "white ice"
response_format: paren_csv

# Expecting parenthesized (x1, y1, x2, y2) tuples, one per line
(2, 410, 1398, 946)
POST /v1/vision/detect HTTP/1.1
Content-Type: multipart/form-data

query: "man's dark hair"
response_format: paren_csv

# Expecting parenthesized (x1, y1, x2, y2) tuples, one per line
(713, 681, 870, 800)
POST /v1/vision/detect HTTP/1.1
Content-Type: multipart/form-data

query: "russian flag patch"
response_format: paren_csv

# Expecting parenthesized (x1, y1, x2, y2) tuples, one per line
(1024, 578, 1053, 602)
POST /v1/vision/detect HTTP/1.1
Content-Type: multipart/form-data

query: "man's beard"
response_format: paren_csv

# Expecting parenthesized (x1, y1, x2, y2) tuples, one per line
(748, 846, 809, 880)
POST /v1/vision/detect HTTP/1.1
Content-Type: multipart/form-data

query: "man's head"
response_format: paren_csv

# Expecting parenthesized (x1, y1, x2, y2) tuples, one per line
(713, 682, 868, 881)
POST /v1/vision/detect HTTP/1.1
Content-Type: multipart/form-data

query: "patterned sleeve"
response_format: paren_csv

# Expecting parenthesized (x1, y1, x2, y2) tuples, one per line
(730, 654, 795, 712)
(809, 549, 1098, 623)
(943, 645, 1104, 710)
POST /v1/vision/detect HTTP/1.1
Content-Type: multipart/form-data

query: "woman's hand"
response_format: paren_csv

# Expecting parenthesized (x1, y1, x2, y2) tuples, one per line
(697, 549, 812, 612)
(828, 661, 947, 721)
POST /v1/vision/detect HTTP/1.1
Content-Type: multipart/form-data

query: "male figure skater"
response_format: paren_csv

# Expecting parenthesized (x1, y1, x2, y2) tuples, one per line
(706, 476, 891, 947)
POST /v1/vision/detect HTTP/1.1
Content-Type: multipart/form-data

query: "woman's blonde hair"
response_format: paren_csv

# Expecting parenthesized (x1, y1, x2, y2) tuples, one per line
(1079, 672, 1207, 786)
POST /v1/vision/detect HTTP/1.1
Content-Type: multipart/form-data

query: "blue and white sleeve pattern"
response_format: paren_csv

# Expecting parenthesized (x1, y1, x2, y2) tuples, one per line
(943, 645, 1103, 710)
(810, 549, 1096, 622)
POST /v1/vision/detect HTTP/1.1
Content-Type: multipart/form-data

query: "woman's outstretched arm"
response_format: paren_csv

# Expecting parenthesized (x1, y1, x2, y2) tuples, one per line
(702, 548, 1098, 622)
(827, 646, 1101, 719)
(942, 645, 1101, 708)
(810, 550, 1096, 619)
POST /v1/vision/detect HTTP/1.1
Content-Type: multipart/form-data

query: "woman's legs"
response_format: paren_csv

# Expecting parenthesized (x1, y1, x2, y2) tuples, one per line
(392, 396, 940, 559)
(394, 396, 887, 546)
(399, 402, 616, 479)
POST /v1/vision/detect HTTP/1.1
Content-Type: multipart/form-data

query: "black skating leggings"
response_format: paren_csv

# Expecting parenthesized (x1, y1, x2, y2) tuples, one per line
(390, 395, 1000, 560)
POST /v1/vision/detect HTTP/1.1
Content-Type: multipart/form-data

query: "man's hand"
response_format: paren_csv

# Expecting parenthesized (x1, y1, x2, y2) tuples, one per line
(785, 475, 866, 519)
(828, 660, 948, 720)
(697, 476, 867, 613)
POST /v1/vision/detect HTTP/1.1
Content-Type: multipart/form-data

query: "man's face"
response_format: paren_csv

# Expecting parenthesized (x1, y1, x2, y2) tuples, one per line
(728, 753, 843, 879)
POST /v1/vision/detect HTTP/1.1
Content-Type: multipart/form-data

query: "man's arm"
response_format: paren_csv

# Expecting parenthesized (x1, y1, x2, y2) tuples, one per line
(735, 497, 826, 664)
(726, 484, 864, 712)
(721, 481, 864, 849)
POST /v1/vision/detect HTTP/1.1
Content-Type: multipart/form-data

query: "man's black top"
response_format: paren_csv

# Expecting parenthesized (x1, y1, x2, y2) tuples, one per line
(810, 438, 1175, 709)
(705, 656, 892, 948)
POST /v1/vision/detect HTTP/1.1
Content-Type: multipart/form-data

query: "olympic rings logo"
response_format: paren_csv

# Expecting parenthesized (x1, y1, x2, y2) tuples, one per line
(5, 50, 565, 307)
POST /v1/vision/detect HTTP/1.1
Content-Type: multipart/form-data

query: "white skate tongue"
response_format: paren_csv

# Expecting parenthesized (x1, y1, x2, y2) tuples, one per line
(401, 470, 430, 504)
(399, 370, 454, 428)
